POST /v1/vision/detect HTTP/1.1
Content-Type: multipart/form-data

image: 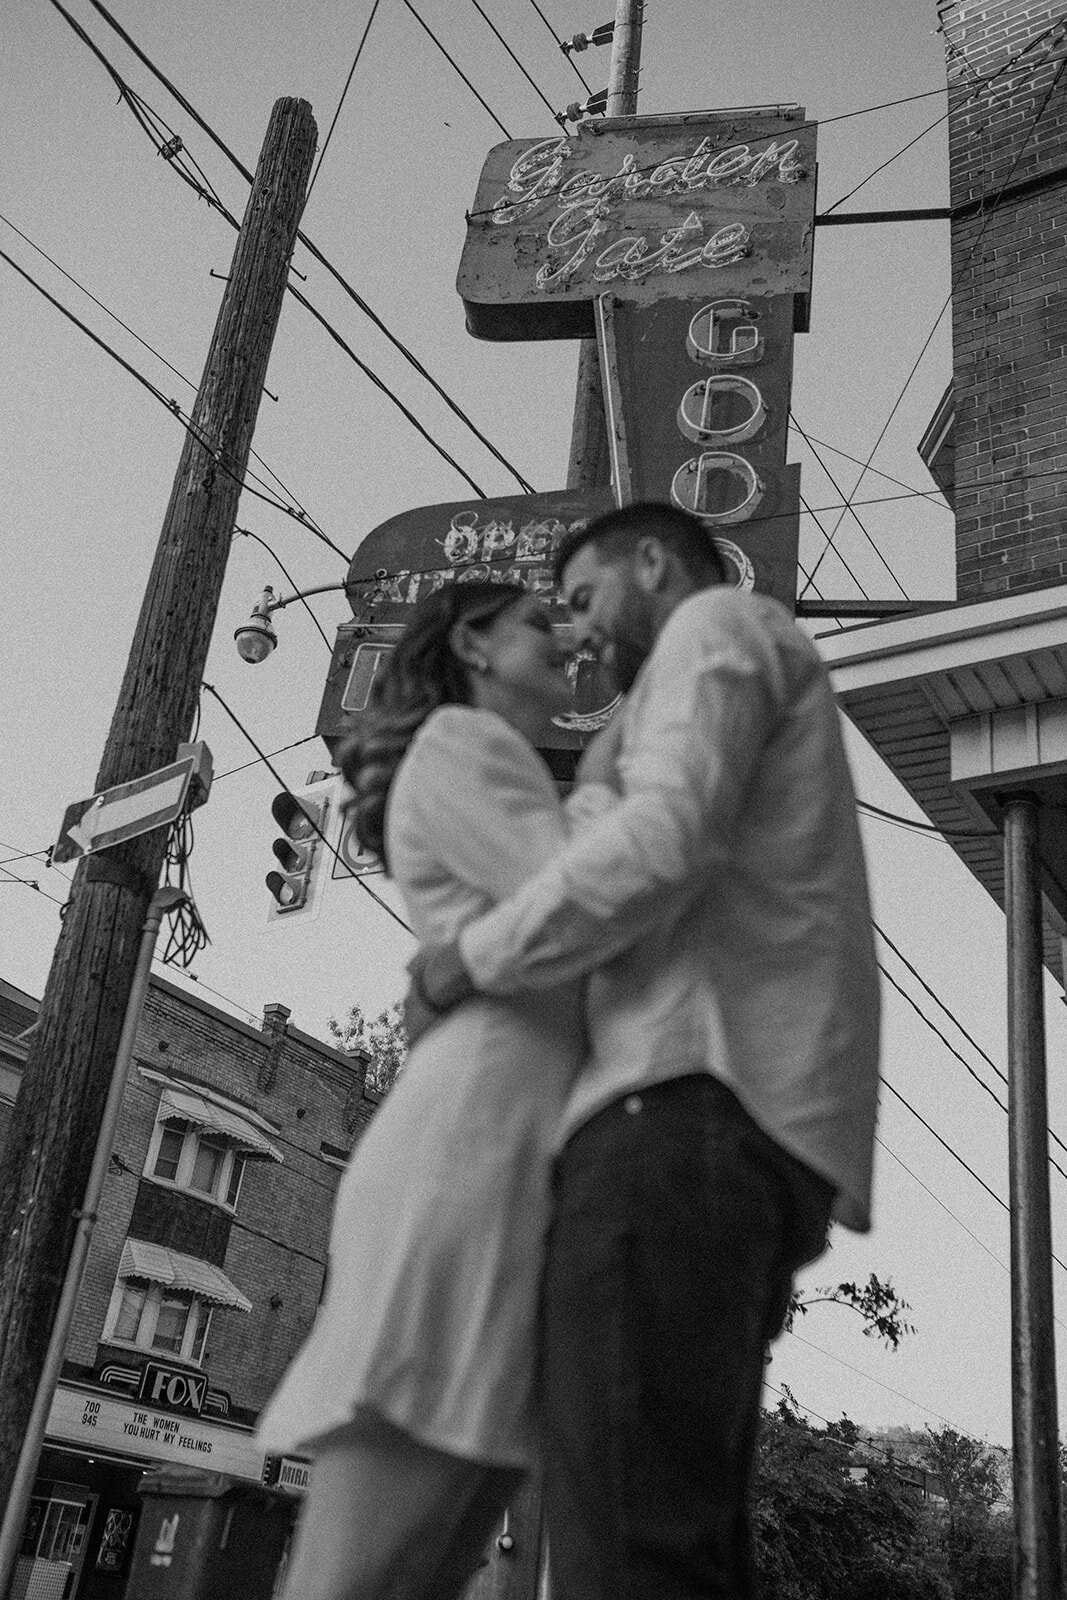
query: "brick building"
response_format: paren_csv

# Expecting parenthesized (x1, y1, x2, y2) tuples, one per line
(0, 973, 376, 1600)
(825, 0, 1067, 984)
(937, 0, 1067, 604)
(817, 3, 1067, 1585)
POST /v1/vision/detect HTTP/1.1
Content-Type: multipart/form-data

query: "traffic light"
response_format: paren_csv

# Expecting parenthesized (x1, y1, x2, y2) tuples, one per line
(266, 780, 332, 920)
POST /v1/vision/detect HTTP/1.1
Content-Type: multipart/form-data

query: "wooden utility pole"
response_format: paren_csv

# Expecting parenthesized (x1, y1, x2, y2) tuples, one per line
(0, 97, 316, 1530)
(565, 0, 644, 492)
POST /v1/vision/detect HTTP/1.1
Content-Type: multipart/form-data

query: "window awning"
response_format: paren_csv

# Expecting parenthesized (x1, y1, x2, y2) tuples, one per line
(118, 1239, 253, 1312)
(156, 1087, 282, 1161)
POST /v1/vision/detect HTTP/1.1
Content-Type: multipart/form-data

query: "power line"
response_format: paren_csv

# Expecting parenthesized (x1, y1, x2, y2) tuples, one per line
(0, 841, 73, 887)
(820, 13, 1067, 213)
(306, 0, 382, 202)
(467, 0, 561, 126)
(792, 414, 909, 598)
(856, 801, 996, 841)
(282, 275, 488, 498)
(525, 0, 593, 93)
(785, 1328, 956, 1426)
(880, 964, 1009, 1126)
(57, 0, 536, 497)
(214, 736, 321, 781)
(800, 492, 870, 601)
(879, 949, 1067, 1183)
(876, 1134, 1067, 1337)
(880, 1076, 1067, 1281)
(0, 865, 68, 908)
(200, 680, 414, 938)
(0, 209, 341, 559)
(874, 921, 1067, 1160)
(232, 528, 334, 652)
(821, 109, 950, 218)
(820, 86, 947, 125)
(882, 1078, 1009, 1217)
(787, 425, 950, 508)
(0, 246, 359, 552)
(2, 229, 485, 541)
(875, 1136, 1009, 1277)
(396, 0, 513, 139)
(803, 38, 1067, 596)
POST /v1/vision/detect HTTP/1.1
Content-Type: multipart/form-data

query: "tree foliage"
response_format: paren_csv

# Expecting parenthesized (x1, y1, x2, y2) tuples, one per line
(754, 1398, 1012, 1600)
(328, 1001, 407, 1094)
(755, 1395, 949, 1600)
(917, 1427, 1003, 1530)
(787, 1272, 914, 1349)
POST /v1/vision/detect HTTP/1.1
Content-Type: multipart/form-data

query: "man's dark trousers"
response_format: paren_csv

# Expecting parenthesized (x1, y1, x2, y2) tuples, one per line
(538, 1073, 834, 1600)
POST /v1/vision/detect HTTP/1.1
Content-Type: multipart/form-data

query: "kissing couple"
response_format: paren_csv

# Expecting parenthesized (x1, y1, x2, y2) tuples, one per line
(258, 499, 880, 1600)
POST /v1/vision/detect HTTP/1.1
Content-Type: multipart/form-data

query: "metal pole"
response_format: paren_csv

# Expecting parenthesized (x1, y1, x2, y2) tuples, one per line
(0, 888, 184, 1600)
(565, 0, 644, 494)
(605, 0, 644, 115)
(1003, 792, 1063, 1600)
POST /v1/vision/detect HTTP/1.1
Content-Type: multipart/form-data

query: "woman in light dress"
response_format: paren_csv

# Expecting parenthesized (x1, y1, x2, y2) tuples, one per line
(257, 580, 616, 1600)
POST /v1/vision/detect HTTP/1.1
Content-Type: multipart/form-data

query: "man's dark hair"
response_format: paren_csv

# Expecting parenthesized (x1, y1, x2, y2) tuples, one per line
(553, 501, 729, 588)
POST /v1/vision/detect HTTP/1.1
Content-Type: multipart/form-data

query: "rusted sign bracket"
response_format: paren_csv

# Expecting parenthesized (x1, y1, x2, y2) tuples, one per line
(594, 294, 632, 506)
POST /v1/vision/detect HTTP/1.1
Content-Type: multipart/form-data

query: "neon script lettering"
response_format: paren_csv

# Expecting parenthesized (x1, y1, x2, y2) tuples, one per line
(492, 135, 806, 227)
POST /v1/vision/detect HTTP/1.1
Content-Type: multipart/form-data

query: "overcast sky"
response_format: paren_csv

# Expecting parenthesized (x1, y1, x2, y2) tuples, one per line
(4, 0, 1061, 1449)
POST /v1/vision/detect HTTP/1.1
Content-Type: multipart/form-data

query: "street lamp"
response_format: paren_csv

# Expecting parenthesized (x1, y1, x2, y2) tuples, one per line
(234, 581, 351, 663)
(234, 588, 279, 663)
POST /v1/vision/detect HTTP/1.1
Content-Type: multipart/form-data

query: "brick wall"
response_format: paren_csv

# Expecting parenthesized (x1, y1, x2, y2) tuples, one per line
(26, 974, 379, 1419)
(938, 1, 1067, 599)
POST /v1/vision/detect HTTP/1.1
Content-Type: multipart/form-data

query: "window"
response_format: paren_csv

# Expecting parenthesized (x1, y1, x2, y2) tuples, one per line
(104, 1280, 213, 1366)
(144, 1119, 246, 1212)
(21, 1494, 91, 1563)
(152, 1127, 184, 1183)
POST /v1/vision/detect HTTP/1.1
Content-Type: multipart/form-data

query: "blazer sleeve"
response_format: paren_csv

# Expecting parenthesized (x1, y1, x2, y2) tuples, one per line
(395, 707, 570, 903)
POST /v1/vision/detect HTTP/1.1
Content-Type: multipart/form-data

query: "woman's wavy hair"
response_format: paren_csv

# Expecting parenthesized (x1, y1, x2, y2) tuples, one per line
(336, 580, 527, 868)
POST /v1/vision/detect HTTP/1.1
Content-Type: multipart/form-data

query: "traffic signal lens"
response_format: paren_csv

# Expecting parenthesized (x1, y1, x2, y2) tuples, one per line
(266, 869, 307, 909)
(271, 838, 310, 874)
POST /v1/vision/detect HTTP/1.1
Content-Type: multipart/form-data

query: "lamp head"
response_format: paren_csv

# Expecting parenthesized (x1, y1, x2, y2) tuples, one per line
(235, 587, 278, 663)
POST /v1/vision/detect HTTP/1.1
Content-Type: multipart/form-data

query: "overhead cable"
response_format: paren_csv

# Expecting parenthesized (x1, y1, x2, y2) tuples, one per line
(787, 425, 950, 507)
(803, 40, 1067, 595)
(60, 0, 535, 495)
(467, 0, 562, 126)
(785, 1328, 956, 1425)
(200, 680, 414, 937)
(232, 528, 334, 652)
(880, 1077, 1067, 1280)
(820, 12, 1067, 215)
(856, 802, 996, 841)
(0, 208, 340, 556)
(0, 865, 68, 908)
(0, 247, 364, 549)
(306, 0, 382, 202)
(875, 1135, 1010, 1276)
(879, 947, 1067, 1180)
(526, 0, 593, 91)
(792, 414, 909, 598)
(396, 0, 512, 138)
(214, 735, 320, 781)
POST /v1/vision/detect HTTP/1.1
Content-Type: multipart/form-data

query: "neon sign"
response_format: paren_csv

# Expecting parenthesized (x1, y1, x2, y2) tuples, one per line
(459, 111, 816, 340)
